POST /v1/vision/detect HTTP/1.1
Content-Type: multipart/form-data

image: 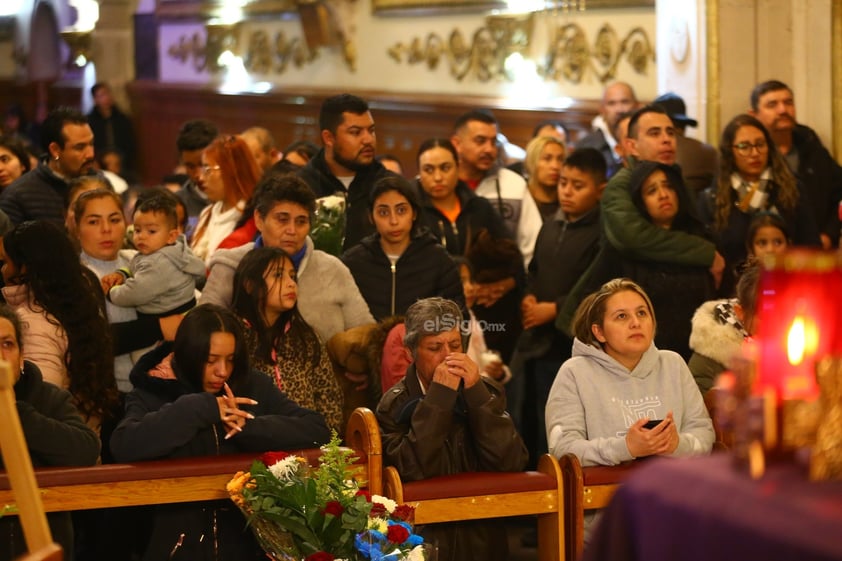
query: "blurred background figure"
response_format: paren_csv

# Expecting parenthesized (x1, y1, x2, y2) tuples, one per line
(241, 126, 282, 175)
(0, 136, 32, 191)
(282, 139, 319, 167)
(87, 82, 137, 177)
(376, 153, 404, 176)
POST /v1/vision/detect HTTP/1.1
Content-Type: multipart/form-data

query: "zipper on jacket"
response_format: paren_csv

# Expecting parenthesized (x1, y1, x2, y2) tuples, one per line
(437, 220, 447, 247)
(212, 509, 219, 560)
(390, 261, 397, 316)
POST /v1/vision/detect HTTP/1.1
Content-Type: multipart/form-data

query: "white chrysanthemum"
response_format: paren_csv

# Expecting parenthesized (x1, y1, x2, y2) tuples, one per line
(319, 195, 345, 211)
(371, 495, 397, 513)
(368, 517, 389, 533)
(268, 456, 301, 480)
(406, 545, 426, 561)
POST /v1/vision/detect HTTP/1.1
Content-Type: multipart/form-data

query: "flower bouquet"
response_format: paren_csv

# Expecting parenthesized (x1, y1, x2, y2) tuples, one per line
(228, 435, 428, 561)
(310, 194, 346, 257)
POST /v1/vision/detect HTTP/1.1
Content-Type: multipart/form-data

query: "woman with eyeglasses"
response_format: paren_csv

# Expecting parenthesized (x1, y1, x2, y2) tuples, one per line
(698, 113, 819, 294)
(191, 134, 261, 264)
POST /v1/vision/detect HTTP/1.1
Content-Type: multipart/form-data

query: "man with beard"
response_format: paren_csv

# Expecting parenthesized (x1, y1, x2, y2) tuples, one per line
(0, 107, 97, 226)
(451, 109, 541, 268)
(749, 80, 842, 248)
(298, 93, 395, 251)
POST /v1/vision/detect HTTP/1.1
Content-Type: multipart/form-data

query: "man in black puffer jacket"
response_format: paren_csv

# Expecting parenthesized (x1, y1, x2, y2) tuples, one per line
(297, 93, 396, 252)
(0, 107, 99, 227)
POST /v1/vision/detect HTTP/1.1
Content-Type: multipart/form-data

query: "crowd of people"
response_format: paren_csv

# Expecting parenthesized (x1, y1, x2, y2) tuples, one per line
(0, 78, 839, 561)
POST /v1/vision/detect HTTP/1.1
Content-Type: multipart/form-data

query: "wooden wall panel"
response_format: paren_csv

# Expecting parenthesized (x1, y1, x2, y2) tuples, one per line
(127, 81, 600, 186)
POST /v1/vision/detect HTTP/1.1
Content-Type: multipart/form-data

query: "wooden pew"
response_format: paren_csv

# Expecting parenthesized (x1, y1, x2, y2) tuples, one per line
(558, 454, 639, 561)
(0, 407, 381, 514)
(383, 454, 565, 561)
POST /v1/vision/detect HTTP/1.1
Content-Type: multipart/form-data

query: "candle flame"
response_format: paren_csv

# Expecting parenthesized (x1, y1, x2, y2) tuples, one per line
(787, 317, 806, 365)
(786, 315, 819, 365)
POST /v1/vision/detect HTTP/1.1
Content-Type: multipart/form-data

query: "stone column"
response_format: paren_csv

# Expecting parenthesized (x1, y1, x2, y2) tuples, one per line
(656, 0, 838, 153)
(92, 0, 136, 112)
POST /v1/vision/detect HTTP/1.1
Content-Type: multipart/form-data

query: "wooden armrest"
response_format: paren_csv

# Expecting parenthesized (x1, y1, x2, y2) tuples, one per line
(384, 466, 403, 503)
(559, 453, 641, 561)
(344, 407, 382, 495)
(13, 542, 62, 561)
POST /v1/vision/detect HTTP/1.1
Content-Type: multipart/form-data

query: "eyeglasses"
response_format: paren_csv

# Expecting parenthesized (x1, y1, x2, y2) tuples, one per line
(200, 165, 221, 176)
(732, 141, 768, 156)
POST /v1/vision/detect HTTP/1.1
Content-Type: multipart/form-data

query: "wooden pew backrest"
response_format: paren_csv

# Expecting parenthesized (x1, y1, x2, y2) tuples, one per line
(558, 454, 639, 561)
(0, 407, 382, 513)
(384, 454, 564, 561)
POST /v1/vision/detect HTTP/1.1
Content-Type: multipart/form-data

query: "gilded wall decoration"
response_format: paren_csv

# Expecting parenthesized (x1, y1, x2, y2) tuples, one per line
(165, 0, 357, 74)
(243, 30, 317, 74)
(167, 28, 318, 74)
(388, 19, 653, 85)
(167, 32, 209, 72)
(542, 23, 654, 84)
(387, 14, 533, 83)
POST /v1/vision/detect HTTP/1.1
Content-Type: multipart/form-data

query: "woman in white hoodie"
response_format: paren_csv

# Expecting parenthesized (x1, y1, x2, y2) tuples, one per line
(546, 277, 714, 466)
(545, 278, 714, 537)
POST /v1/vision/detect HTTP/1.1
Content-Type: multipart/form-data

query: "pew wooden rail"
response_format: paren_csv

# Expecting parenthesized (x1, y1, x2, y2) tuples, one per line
(383, 454, 565, 561)
(0, 407, 381, 515)
(558, 454, 640, 561)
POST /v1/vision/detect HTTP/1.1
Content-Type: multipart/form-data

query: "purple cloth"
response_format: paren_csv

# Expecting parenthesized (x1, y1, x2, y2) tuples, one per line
(584, 454, 842, 561)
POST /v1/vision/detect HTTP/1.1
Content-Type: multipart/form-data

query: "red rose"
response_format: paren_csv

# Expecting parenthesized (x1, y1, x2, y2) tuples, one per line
(323, 500, 344, 517)
(386, 524, 410, 544)
(370, 503, 387, 518)
(261, 451, 290, 466)
(355, 490, 372, 502)
(305, 552, 334, 561)
(392, 504, 415, 522)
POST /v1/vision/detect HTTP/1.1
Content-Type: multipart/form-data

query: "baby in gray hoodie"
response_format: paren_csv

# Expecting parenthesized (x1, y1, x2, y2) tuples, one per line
(104, 189, 205, 316)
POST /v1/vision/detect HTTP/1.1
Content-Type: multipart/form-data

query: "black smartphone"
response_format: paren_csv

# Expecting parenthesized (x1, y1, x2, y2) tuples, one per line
(643, 419, 663, 430)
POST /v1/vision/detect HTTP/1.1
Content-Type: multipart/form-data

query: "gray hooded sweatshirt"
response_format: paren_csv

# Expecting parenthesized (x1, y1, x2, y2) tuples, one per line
(546, 338, 714, 467)
(109, 234, 205, 315)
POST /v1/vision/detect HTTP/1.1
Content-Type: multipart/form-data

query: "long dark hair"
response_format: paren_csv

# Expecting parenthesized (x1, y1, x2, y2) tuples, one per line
(171, 304, 251, 394)
(2, 220, 117, 419)
(714, 113, 798, 231)
(231, 247, 321, 369)
(629, 160, 705, 236)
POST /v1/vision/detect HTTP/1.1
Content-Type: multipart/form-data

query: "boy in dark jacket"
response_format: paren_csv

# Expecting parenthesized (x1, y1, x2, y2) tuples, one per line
(510, 147, 607, 467)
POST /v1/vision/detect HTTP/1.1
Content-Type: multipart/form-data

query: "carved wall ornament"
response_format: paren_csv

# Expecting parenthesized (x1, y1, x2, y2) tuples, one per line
(243, 29, 318, 74)
(167, 32, 209, 72)
(165, 0, 356, 74)
(388, 18, 653, 85)
(387, 13, 533, 83)
(167, 27, 319, 74)
(542, 23, 654, 84)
